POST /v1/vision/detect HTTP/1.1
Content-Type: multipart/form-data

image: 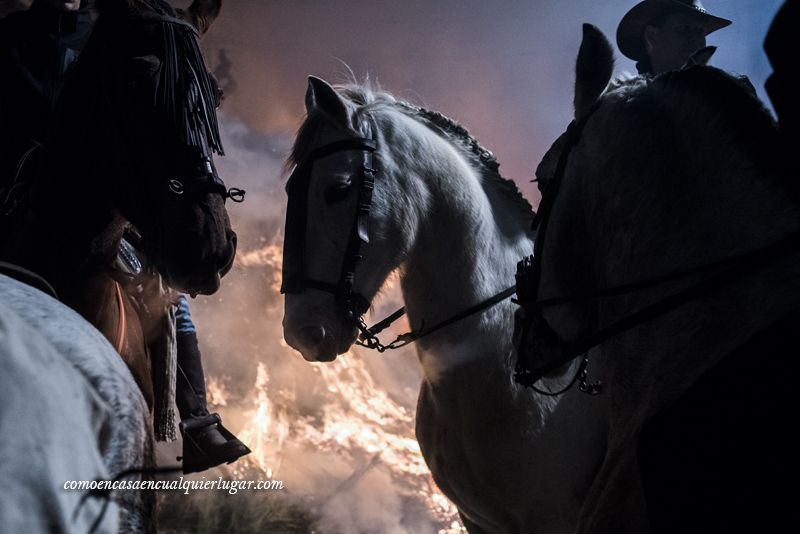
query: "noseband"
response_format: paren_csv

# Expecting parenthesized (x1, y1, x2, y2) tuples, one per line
(164, 154, 245, 204)
(281, 136, 378, 322)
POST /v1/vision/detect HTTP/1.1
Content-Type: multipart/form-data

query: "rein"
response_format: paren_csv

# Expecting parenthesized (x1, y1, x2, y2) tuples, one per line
(355, 285, 518, 352)
(546, 229, 800, 364)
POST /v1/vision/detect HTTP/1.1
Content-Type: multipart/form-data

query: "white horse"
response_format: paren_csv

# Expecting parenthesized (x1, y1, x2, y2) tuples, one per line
(0, 274, 151, 533)
(281, 76, 609, 533)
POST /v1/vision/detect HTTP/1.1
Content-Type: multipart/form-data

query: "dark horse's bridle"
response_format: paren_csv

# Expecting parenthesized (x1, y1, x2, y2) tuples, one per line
(104, 13, 245, 206)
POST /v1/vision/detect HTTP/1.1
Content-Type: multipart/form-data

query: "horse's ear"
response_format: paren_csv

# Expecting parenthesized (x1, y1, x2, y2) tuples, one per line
(574, 24, 614, 121)
(306, 76, 350, 125)
(682, 46, 717, 69)
(177, 0, 222, 37)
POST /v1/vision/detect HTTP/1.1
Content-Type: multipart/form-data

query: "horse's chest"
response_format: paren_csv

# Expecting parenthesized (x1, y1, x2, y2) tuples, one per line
(415, 381, 537, 530)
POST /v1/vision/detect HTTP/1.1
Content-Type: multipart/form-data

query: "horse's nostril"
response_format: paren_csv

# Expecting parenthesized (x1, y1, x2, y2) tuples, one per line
(300, 325, 326, 346)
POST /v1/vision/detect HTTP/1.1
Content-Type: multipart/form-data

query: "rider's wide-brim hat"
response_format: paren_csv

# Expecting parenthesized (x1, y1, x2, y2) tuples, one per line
(617, 0, 732, 61)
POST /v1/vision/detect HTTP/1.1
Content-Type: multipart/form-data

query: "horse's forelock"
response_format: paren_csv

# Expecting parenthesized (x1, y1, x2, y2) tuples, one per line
(287, 83, 385, 169)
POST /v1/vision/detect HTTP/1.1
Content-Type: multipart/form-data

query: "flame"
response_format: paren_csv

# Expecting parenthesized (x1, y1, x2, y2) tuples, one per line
(234, 353, 464, 531)
(235, 243, 283, 292)
(238, 363, 291, 479)
(206, 376, 229, 407)
(211, 240, 464, 530)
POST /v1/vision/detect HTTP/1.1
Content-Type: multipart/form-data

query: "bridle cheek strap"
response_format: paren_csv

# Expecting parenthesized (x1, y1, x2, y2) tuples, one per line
(280, 137, 378, 320)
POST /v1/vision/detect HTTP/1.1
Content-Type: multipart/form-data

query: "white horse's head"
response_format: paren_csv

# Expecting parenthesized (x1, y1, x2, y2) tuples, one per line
(281, 77, 420, 361)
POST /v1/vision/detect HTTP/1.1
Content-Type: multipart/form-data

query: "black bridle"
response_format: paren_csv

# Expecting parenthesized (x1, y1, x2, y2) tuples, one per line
(151, 15, 245, 204)
(164, 153, 245, 204)
(281, 136, 378, 321)
(108, 13, 245, 205)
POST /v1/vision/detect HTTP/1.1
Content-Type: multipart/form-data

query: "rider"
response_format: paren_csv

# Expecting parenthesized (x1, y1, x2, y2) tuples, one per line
(616, 0, 731, 75)
(0, 0, 249, 474)
(0, 0, 93, 212)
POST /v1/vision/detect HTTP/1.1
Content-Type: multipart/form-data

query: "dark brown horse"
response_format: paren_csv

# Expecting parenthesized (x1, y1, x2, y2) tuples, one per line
(0, 0, 236, 408)
(0, 1, 237, 527)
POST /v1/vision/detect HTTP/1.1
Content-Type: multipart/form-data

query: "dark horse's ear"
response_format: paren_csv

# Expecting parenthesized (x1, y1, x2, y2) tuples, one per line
(574, 24, 614, 121)
(305, 76, 351, 125)
(682, 46, 717, 69)
(176, 0, 222, 37)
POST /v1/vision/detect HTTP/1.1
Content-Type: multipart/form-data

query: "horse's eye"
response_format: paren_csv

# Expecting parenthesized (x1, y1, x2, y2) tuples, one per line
(324, 183, 351, 203)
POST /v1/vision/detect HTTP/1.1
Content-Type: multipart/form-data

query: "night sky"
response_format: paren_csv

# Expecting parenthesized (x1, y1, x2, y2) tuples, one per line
(194, 0, 784, 204)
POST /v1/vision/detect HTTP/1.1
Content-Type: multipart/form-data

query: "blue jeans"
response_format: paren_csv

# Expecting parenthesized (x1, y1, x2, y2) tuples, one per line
(175, 294, 197, 335)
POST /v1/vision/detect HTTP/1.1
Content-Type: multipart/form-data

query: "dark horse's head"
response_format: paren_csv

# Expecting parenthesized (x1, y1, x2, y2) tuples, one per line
(44, 0, 237, 295)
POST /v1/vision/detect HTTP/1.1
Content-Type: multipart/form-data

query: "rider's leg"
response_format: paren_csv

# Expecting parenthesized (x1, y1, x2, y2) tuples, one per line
(175, 295, 250, 474)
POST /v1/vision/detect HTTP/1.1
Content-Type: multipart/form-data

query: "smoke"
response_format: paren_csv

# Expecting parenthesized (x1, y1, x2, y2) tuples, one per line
(198, 0, 784, 208)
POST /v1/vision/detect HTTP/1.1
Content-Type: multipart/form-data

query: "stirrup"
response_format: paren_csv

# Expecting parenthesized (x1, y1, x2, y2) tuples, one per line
(178, 412, 251, 474)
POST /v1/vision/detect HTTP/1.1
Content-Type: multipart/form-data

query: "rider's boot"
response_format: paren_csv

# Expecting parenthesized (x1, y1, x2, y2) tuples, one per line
(176, 331, 250, 474)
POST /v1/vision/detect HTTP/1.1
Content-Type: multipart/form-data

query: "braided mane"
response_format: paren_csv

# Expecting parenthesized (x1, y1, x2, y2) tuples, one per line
(334, 84, 535, 225)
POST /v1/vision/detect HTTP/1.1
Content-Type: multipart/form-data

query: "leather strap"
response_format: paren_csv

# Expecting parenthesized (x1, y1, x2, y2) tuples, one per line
(113, 280, 127, 354)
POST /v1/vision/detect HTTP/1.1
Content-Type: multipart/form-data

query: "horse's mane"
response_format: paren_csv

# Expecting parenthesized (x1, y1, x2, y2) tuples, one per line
(290, 83, 535, 225)
(609, 67, 779, 167)
(608, 66, 797, 204)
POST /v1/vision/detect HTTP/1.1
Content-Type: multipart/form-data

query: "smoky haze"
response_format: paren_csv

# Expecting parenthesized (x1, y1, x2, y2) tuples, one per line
(194, 0, 782, 205)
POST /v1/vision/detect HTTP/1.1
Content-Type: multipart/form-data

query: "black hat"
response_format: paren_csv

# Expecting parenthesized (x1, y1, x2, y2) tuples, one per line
(617, 0, 731, 61)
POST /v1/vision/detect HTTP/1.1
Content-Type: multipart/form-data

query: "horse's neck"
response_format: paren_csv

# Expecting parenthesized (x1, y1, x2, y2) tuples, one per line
(397, 131, 532, 384)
